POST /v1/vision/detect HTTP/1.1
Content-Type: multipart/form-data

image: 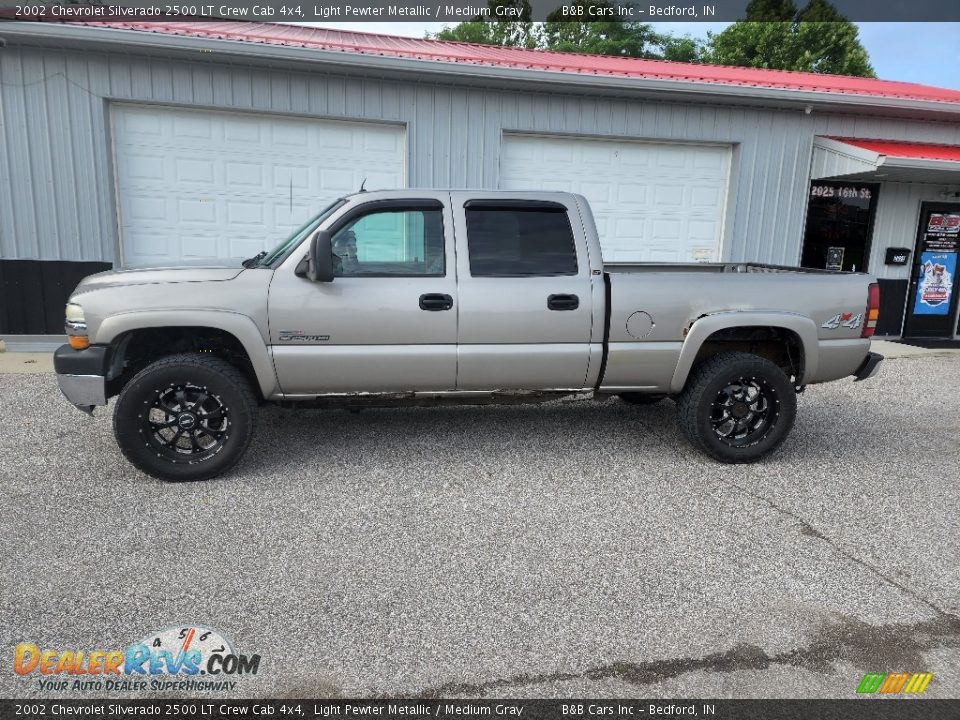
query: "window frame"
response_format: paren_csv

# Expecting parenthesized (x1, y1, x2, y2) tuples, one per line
(463, 201, 580, 279)
(800, 181, 880, 273)
(326, 199, 448, 278)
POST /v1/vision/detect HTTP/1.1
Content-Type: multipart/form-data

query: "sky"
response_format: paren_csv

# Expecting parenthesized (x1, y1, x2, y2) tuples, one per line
(309, 21, 960, 90)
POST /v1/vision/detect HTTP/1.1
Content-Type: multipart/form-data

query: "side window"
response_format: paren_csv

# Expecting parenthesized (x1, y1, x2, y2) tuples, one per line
(465, 206, 578, 277)
(331, 207, 445, 277)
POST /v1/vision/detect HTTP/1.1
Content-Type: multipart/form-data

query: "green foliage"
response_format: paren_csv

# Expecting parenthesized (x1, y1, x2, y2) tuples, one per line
(432, 0, 537, 49)
(706, 0, 875, 76)
(542, 2, 661, 57)
(429, 0, 874, 78)
(657, 34, 706, 63)
(744, 0, 797, 21)
(706, 23, 795, 70)
(796, 0, 841, 22)
(792, 22, 874, 75)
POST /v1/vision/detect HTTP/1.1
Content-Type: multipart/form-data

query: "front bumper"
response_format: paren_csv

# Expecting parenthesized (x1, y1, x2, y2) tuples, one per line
(853, 351, 883, 381)
(53, 344, 109, 413)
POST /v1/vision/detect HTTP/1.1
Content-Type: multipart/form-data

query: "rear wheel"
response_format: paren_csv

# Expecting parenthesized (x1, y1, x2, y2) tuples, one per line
(676, 351, 796, 463)
(618, 392, 667, 405)
(113, 354, 258, 482)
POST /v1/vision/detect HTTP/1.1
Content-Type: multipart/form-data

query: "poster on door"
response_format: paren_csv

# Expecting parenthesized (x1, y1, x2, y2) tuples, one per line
(913, 251, 957, 315)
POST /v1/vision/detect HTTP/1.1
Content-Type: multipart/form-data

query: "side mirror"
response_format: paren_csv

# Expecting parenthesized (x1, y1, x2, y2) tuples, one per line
(298, 230, 335, 282)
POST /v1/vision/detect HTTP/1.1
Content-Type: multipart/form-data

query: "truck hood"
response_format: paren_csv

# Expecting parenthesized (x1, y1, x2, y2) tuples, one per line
(72, 264, 247, 295)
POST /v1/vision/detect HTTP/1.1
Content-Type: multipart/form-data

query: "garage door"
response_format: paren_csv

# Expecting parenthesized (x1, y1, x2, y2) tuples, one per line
(500, 134, 731, 263)
(111, 105, 406, 266)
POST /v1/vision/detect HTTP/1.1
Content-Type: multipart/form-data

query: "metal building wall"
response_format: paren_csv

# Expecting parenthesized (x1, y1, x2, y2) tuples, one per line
(868, 181, 960, 281)
(3, 43, 960, 270)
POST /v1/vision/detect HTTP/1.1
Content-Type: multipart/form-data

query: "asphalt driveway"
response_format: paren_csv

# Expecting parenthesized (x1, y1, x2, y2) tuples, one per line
(1, 356, 958, 699)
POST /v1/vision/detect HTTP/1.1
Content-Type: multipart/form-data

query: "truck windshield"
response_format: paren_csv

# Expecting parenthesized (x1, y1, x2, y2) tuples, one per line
(260, 199, 346, 267)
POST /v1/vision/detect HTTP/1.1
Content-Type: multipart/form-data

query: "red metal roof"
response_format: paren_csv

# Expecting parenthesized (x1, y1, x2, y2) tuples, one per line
(831, 137, 960, 162)
(80, 21, 960, 106)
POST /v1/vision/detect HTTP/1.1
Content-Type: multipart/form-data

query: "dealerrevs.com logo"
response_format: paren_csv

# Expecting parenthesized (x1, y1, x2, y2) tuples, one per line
(856, 672, 934, 695)
(14, 625, 261, 693)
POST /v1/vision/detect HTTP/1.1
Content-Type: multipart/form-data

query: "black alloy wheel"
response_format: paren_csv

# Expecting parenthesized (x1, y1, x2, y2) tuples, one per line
(709, 376, 778, 448)
(141, 383, 231, 463)
(114, 354, 258, 482)
(676, 351, 797, 463)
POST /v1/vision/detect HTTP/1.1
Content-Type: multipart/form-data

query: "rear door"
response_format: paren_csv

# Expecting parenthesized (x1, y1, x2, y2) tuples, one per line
(451, 193, 596, 390)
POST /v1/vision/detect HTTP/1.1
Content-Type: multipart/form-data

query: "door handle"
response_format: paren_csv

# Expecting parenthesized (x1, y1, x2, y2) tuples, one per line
(419, 293, 454, 311)
(547, 293, 579, 311)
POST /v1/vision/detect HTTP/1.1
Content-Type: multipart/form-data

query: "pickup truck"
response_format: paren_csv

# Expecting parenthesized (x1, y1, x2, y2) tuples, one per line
(54, 190, 882, 481)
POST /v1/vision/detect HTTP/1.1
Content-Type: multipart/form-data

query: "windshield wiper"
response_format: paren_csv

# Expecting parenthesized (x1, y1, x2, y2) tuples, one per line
(242, 251, 268, 269)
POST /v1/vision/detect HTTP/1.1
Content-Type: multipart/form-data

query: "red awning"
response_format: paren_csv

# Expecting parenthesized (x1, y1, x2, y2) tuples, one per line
(812, 136, 960, 183)
(827, 137, 960, 163)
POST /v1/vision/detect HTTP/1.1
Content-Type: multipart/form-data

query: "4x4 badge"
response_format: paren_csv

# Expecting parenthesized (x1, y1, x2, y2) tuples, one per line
(822, 312, 863, 330)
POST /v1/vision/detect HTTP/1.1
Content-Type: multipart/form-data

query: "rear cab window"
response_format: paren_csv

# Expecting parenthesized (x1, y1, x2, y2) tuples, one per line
(464, 202, 578, 277)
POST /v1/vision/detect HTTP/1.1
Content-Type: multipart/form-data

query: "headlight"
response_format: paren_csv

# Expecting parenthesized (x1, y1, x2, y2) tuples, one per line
(65, 302, 89, 349)
(65, 303, 85, 324)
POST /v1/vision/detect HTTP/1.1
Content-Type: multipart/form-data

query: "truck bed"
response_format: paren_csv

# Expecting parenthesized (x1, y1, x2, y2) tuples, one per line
(605, 262, 854, 275)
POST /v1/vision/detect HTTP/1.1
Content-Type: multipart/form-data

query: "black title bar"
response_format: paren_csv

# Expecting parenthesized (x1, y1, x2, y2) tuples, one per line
(2, 0, 960, 22)
(3, 699, 960, 720)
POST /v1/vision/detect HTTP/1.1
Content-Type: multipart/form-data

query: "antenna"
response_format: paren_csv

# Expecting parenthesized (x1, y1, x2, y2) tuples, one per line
(359, 178, 367, 193)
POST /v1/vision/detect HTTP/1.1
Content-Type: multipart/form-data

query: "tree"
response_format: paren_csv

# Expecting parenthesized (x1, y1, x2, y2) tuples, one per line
(428, 0, 874, 79)
(657, 33, 706, 63)
(541, 1, 662, 58)
(743, 0, 796, 20)
(432, 0, 671, 59)
(705, 23, 795, 70)
(792, 0, 874, 74)
(432, 0, 537, 49)
(706, 0, 875, 77)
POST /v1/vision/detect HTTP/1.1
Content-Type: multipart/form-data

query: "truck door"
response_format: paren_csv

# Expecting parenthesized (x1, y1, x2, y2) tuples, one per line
(269, 194, 457, 395)
(451, 193, 596, 391)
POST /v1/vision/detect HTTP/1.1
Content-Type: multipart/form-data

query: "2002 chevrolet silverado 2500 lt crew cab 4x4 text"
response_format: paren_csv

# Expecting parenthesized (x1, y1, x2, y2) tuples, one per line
(54, 190, 882, 481)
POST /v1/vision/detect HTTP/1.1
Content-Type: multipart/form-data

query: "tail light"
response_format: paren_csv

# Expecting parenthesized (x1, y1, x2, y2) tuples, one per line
(862, 282, 880, 338)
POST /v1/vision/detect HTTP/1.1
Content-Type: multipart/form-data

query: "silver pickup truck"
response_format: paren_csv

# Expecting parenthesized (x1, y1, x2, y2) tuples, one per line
(54, 190, 882, 481)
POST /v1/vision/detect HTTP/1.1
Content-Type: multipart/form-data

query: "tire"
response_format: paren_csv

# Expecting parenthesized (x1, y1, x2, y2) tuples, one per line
(113, 353, 258, 482)
(676, 351, 796, 464)
(619, 392, 667, 405)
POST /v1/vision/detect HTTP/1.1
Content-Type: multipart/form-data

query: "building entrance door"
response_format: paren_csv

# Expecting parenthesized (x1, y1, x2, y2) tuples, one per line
(903, 203, 960, 339)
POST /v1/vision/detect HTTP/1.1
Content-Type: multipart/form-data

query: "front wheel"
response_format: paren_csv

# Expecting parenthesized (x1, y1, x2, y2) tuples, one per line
(113, 354, 258, 482)
(676, 352, 796, 463)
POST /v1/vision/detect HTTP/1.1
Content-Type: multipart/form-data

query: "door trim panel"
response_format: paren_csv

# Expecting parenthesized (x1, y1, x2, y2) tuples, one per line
(456, 343, 597, 391)
(272, 345, 458, 395)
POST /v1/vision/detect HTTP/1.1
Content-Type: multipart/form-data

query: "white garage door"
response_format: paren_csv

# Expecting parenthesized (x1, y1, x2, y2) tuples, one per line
(111, 105, 406, 266)
(500, 134, 731, 263)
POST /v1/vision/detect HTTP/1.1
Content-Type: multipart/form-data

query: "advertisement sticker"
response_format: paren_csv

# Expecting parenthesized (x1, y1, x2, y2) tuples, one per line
(912, 250, 957, 315)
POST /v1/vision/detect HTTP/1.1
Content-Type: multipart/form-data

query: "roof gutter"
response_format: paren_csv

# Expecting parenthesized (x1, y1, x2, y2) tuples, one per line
(884, 156, 960, 172)
(5, 22, 960, 119)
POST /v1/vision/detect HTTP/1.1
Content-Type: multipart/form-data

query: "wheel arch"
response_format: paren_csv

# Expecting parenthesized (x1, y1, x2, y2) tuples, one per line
(97, 311, 278, 399)
(669, 312, 818, 394)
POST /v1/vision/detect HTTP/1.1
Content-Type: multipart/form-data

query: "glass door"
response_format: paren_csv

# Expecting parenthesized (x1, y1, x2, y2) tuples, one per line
(902, 203, 960, 339)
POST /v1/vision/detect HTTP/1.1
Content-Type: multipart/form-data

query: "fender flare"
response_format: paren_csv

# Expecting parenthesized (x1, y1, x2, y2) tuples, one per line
(669, 311, 819, 393)
(95, 310, 279, 398)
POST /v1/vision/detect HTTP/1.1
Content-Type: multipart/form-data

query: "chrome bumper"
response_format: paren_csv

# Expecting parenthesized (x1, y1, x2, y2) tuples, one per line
(56, 373, 107, 414)
(853, 352, 883, 382)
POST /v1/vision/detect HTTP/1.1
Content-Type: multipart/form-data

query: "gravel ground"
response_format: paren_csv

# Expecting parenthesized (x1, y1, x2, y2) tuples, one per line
(1, 357, 958, 700)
